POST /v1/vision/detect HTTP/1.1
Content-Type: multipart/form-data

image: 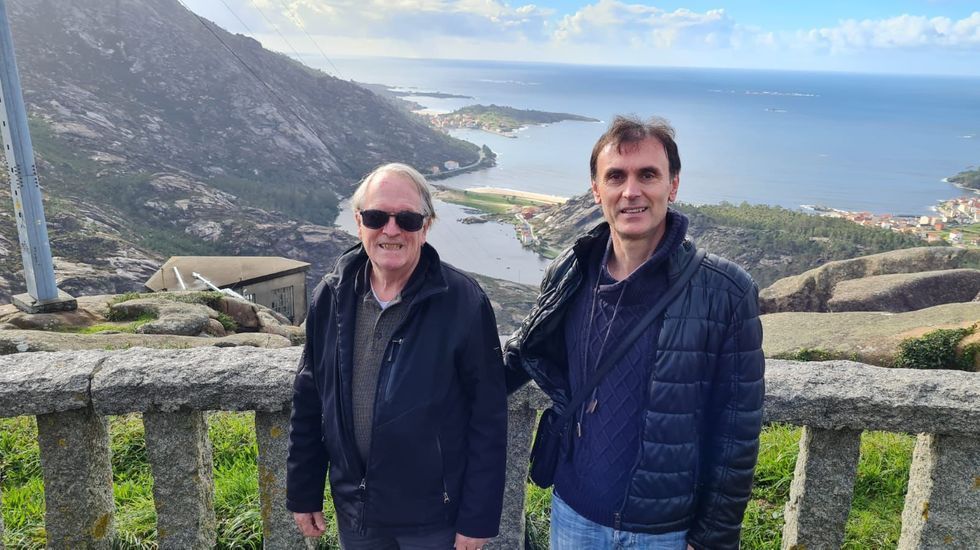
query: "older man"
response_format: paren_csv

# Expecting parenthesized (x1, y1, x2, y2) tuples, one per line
(506, 116, 765, 550)
(288, 163, 507, 550)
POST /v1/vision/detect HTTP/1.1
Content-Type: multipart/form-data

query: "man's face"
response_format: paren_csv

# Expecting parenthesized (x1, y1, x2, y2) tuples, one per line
(356, 172, 430, 280)
(591, 137, 679, 247)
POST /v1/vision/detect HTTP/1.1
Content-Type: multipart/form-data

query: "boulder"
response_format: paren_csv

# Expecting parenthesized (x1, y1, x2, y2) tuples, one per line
(826, 269, 980, 312)
(0, 330, 291, 355)
(217, 297, 260, 329)
(203, 318, 227, 337)
(137, 309, 211, 336)
(1, 308, 103, 331)
(108, 298, 218, 336)
(762, 302, 980, 367)
(760, 247, 980, 313)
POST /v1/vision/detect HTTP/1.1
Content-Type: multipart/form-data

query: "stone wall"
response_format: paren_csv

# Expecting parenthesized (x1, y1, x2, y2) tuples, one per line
(0, 349, 977, 548)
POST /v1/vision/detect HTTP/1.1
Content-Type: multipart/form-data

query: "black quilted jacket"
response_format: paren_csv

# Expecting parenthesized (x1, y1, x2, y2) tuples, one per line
(505, 222, 765, 550)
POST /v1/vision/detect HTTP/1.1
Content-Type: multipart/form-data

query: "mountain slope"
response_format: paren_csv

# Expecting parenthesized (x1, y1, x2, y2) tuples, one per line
(0, 0, 480, 300)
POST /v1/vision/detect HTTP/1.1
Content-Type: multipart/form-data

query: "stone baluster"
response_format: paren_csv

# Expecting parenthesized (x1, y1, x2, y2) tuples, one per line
(255, 408, 315, 549)
(898, 433, 980, 549)
(490, 387, 541, 549)
(781, 427, 862, 550)
(35, 407, 115, 548)
(143, 410, 216, 549)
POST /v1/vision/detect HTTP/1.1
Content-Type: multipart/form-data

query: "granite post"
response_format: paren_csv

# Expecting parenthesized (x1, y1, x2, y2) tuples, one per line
(898, 433, 980, 549)
(781, 426, 862, 550)
(256, 409, 315, 549)
(143, 410, 216, 549)
(489, 393, 537, 549)
(36, 407, 115, 548)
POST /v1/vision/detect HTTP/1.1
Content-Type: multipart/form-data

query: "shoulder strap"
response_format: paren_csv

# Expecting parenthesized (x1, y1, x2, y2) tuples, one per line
(558, 247, 707, 422)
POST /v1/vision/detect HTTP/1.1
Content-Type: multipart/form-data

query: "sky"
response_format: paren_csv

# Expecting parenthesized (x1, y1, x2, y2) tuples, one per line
(180, 1, 980, 76)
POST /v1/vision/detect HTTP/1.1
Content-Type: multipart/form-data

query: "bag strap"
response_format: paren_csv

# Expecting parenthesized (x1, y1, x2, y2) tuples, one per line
(557, 247, 707, 423)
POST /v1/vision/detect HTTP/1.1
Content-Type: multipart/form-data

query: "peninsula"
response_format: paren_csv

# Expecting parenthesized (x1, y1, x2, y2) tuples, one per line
(429, 104, 599, 137)
(948, 166, 980, 191)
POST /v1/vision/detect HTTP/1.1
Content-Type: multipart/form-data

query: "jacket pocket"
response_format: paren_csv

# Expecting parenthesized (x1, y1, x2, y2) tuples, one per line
(382, 337, 405, 402)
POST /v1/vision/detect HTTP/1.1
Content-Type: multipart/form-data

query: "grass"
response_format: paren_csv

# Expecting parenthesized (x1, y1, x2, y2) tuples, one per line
(522, 424, 914, 550)
(62, 313, 158, 335)
(1, 418, 914, 548)
(435, 188, 551, 214)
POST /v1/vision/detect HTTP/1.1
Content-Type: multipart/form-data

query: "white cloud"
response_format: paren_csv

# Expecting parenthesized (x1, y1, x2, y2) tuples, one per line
(793, 12, 980, 52)
(187, 1, 980, 74)
(261, 0, 554, 41)
(553, 1, 737, 49)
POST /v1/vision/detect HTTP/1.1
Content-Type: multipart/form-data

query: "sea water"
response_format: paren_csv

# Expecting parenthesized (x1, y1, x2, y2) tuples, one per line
(327, 57, 980, 281)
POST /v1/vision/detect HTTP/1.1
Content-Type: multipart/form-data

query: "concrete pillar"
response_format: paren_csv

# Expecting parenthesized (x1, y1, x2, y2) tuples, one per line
(256, 409, 315, 549)
(898, 433, 980, 549)
(36, 407, 115, 548)
(490, 393, 537, 549)
(143, 410, 216, 549)
(781, 426, 862, 550)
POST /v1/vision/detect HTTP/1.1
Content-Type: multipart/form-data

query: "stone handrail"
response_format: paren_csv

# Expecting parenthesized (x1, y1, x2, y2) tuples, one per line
(0, 349, 977, 549)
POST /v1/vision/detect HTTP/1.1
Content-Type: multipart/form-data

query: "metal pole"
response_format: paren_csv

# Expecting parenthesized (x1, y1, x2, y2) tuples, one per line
(0, 0, 74, 312)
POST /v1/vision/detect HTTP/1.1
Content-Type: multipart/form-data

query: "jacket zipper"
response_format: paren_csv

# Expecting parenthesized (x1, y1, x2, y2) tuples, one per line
(382, 338, 404, 401)
(436, 436, 450, 504)
(357, 306, 417, 533)
(357, 477, 368, 535)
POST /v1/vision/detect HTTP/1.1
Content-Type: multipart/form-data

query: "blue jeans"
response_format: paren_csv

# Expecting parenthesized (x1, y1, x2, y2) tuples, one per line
(551, 493, 688, 550)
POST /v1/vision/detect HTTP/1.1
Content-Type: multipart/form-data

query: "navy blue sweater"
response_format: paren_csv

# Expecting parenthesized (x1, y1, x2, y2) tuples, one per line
(554, 211, 689, 527)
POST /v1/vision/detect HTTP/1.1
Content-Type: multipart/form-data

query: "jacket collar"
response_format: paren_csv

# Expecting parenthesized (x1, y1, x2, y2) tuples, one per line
(572, 209, 695, 284)
(324, 242, 448, 301)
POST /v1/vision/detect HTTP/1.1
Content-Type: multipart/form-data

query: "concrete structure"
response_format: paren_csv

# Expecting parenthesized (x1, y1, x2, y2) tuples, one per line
(0, 351, 977, 549)
(145, 257, 309, 324)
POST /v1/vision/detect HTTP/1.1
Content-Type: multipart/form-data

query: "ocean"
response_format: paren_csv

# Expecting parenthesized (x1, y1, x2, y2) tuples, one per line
(329, 57, 980, 282)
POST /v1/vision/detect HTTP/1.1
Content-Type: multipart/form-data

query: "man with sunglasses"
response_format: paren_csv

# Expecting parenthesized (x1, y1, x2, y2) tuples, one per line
(287, 163, 507, 550)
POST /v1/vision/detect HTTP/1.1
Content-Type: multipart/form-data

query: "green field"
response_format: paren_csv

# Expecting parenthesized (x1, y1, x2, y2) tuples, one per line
(435, 188, 550, 214)
(0, 415, 913, 549)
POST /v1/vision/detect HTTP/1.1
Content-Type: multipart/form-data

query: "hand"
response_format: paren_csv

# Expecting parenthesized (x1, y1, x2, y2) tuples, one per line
(454, 533, 489, 550)
(688, 545, 695, 550)
(293, 511, 326, 537)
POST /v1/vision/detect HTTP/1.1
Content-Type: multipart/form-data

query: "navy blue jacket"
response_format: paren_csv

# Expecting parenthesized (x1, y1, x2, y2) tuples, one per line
(505, 222, 765, 550)
(288, 243, 507, 538)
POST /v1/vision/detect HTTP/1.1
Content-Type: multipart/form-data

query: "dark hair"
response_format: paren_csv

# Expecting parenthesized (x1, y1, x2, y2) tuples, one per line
(589, 115, 681, 181)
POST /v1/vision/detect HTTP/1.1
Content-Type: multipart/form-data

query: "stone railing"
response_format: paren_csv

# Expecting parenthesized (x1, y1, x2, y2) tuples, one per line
(0, 349, 977, 549)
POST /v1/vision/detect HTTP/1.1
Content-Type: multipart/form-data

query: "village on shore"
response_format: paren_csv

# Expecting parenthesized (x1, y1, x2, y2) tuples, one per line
(808, 196, 980, 247)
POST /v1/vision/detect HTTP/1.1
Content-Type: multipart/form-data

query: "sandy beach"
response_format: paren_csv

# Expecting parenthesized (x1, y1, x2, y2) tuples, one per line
(466, 186, 567, 205)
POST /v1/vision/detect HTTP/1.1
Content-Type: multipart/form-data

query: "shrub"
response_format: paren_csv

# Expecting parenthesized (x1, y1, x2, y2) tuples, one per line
(894, 325, 977, 371)
(216, 313, 238, 333)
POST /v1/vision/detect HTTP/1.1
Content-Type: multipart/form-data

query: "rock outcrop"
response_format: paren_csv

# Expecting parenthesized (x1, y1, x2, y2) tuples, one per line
(761, 302, 980, 367)
(0, 291, 301, 353)
(826, 269, 980, 313)
(760, 247, 980, 313)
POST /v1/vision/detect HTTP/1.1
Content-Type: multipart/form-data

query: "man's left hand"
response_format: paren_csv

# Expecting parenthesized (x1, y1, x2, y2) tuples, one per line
(454, 533, 489, 550)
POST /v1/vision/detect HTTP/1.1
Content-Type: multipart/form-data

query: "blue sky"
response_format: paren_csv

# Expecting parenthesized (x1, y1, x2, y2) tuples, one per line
(181, 1, 980, 76)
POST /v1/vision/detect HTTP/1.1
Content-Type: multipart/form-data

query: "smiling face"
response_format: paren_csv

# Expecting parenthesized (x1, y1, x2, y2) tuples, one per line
(356, 171, 430, 282)
(591, 136, 679, 251)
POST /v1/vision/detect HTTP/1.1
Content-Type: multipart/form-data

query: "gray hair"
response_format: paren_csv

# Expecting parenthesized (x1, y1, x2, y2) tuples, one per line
(350, 163, 437, 221)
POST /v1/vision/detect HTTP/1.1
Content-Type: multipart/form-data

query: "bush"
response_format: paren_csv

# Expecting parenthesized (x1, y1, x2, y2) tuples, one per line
(894, 325, 977, 371)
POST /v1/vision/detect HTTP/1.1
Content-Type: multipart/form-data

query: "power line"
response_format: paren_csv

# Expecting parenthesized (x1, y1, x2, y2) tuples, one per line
(174, 0, 355, 175)
(274, 0, 346, 80)
(243, 0, 318, 73)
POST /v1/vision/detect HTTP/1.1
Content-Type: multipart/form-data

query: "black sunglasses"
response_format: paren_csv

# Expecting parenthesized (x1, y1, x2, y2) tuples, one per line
(359, 209, 427, 232)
